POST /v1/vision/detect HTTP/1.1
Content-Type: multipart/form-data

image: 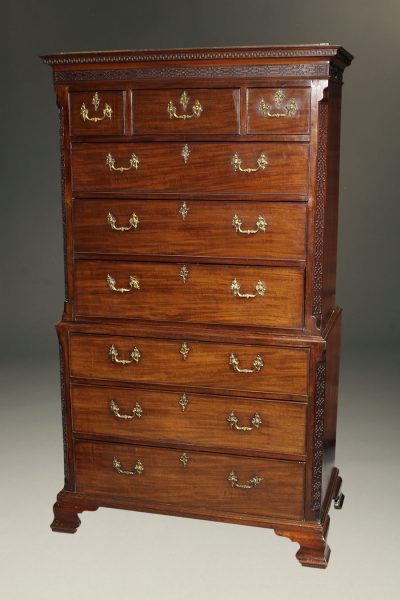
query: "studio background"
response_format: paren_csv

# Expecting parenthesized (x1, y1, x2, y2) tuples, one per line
(2, 1, 399, 599)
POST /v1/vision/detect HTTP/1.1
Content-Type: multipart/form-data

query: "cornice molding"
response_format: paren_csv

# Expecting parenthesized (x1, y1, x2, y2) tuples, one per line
(41, 45, 353, 67)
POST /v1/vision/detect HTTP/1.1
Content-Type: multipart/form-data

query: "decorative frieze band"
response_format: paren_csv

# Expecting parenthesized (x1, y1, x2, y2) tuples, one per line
(54, 62, 329, 83)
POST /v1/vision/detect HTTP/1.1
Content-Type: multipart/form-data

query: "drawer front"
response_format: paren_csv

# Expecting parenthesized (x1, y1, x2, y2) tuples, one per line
(71, 142, 309, 195)
(247, 88, 310, 134)
(75, 261, 304, 329)
(71, 384, 307, 455)
(73, 199, 307, 261)
(69, 334, 309, 398)
(75, 440, 305, 519)
(69, 91, 126, 136)
(133, 89, 240, 134)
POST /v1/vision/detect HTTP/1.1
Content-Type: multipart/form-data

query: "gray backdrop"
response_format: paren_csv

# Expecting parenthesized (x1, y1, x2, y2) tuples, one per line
(3, 0, 400, 359)
(3, 3, 400, 599)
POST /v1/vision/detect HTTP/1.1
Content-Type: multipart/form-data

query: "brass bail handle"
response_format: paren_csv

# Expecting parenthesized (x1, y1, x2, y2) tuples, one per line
(109, 344, 141, 365)
(167, 91, 203, 120)
(80, 92, 113, 122)
(259, 89, 298, 119)
(112, 457, 144, 476)
(106, 274, 140, 293)
(110, 400, 143, 420)
(107, 212, 139, 232)
(232, 214, 267, 235)
(228, 471, 263, 489)
(106, 153, 139, 172)
(231, 152, 268, 173)
(227, 411, 262, 431)
(229, 353, 264, 374)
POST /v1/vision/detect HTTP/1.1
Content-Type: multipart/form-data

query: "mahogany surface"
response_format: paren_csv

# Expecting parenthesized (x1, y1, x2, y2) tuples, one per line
(71, 384, 307, 456)
(73, 199, 307, 261)
(71, 142, 309, 194)
(43, 44, 352, 568)
(74, 260, 305, 328)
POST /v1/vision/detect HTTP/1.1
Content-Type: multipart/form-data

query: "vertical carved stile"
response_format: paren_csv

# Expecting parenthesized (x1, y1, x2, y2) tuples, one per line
(58, 342, 69, 487)
(312, 100, 328, 328)
(58, 102, 68, 306)
(312, 359, 327, 512)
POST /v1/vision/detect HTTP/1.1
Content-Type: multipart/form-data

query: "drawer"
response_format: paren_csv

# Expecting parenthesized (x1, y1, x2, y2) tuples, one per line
(73, 199, 307, 261)
(71, 142, 309, 195)
(69, 91, 126, 136)
(71, 384, 307, 455)
(75, 260, 305, 329)
(247, 88, 310, 134)
(69, 334, 309, 398)
(75, 440, 305, 519)
(133, 88, 240, 134)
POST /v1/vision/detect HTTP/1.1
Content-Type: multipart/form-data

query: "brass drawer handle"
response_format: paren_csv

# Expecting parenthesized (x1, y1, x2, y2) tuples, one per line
(167, 91, 203, 120)
(231, 152, 268, 173)
(110, 399, 143, 420)
(227, 411, 262, 431)
(107, 274, 140, 293)
(107, 212, 139, 232)
(109, 344, 141, 365)
(106, 153, 139, 172)
(231, 279, 266, 299)
(229, 353, 264, 374)
(259, 89, 297, 119)
(112, 457, 144, 476)
(232, 214, 267, 235)
(228, 471, 263, 489)
(80, 92, 113, 122)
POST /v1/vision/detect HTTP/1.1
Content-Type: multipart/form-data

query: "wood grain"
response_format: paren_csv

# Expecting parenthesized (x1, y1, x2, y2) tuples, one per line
(75, 440, 305, 519)
(69, 333, 309, 397)
(71, 384, 307, 455)
(74, 260, 305, 328)
(133, 88, 240, 134)
(73, 199, 307, 261)
(71, 142, 309, 195)
(247, 87, 310, 134)
(69, 91, 126, 136)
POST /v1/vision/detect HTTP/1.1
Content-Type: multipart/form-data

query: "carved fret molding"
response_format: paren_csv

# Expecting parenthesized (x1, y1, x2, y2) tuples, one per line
(312, 359, 327, 512)
(53, 63, 330, 83)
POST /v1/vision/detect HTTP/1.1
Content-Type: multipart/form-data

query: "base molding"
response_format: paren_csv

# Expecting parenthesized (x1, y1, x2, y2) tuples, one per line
(51, 469, 343, 568)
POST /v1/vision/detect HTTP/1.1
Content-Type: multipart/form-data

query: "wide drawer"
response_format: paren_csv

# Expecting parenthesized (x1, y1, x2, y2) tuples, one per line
(74, 260, 305, 329)
(73, 199, 307, 261)
(69, 90, 126, 136)
(247, 88, 310, 134)
(71, 384, 307, 455)
(133, 88, 240, 134)
(75, 440, 305, 519)
(69, 334, 309, 399)
(71, 142, 309, 195)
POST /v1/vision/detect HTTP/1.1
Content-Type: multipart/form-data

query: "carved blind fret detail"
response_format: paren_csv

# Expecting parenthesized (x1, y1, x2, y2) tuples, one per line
(54, 63, 328, 83)
(312, 360, 327, 512)
(312, 100, 328, 327)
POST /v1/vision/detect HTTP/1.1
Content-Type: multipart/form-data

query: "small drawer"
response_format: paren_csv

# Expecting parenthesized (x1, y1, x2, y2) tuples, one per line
(75, 440, 305, 519)
(69, 90, 126, 136)
(247, 88, 310, 134)
(69, 334, 309, 399)
(71, 142, 309, 195)
(73, 199, 307, 261)
(71, 384, 307, 456)
(133, 88, 240, 134)
(74, 260, 305, 329)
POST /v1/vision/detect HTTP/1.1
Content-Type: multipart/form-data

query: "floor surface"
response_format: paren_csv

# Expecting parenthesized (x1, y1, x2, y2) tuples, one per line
(1, 350, 399, 599)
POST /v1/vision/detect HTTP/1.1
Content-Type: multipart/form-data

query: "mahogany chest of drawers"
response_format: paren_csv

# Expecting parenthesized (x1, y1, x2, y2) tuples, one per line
(42, 45, 352, 568)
